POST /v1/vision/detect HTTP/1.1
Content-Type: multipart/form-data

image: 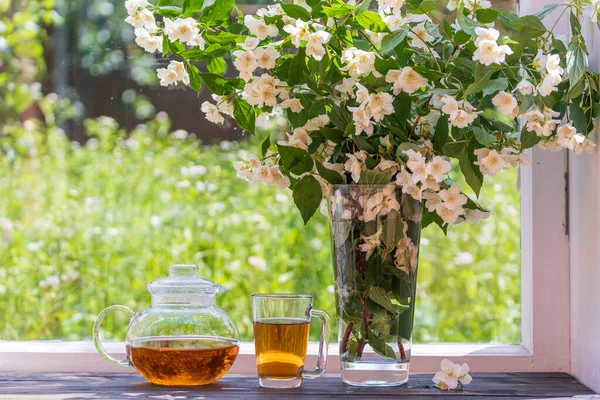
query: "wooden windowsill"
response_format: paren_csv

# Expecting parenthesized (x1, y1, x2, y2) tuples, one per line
(0, 373, 595, 399)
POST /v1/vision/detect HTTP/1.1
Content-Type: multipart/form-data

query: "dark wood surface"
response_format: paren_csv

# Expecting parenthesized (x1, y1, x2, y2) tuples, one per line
(0, 373, 595, 400)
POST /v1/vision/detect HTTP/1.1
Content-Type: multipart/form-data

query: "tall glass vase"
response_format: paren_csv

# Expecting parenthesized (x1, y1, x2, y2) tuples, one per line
(327, 184, 422, 387)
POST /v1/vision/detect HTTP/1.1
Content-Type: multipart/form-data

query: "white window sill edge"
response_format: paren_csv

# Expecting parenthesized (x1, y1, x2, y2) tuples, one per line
(0, 341, 533, 374)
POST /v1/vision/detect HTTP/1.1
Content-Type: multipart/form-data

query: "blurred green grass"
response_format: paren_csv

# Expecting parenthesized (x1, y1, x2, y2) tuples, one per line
(0, 114, 520, 344)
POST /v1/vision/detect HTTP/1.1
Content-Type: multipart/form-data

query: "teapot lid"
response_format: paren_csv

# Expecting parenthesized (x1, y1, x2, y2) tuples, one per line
(147, 265, 225, 302)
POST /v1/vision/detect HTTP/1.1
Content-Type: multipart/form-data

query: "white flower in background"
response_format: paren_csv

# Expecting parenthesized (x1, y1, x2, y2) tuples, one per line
(233, 49, 258, 81)
(45, 275, 61, 289)
(164, 17, 200, 46)
(306, 31, 332, 61)
(157, 61, 189, 87)
(556, 124, 596, 154)
(0, 217, 14, 243)
(378, 0, 405, 13)
(515, 79, 536, 95)
(248, 256, 267, 271)
(255, 46, 280, 69)
(473, 27, 499, 46)
(366, 30, 385, 48)
(283, 19, 311, 47)
(125, 0, 148, 16)
(359, 227, 383, 260)
(537, 72, 561, 97)
(26, 240, 44, 252)
(201, 102, 225, 124)
(150, 216, 162, 228)
(433, 359, 472, 390)
(474, 148, 505, 176)
(281, 98, 304, 113)
(386, 67, 428, 95)
(408, 22, 434, 49)
(134, 28, 161, 53)
(361, 185, 401, 222)
(244, 15, 279, 40)
(376, 159, 399, 176)
(241, 37, 260, 50)
(406, 151, 427, 184)
(344, 151, 367, 183)
(426, 156, 452, 182)
(451, 110, 478, 128)
(440, 95, 459, 119)
(492, 91, 518, 118)
(341, 48, 379, 78)
(438, 184, 467, 210)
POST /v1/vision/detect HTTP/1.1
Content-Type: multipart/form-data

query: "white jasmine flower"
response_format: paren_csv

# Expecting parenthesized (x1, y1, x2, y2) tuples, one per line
(435, 203, 464, 224)
(355, 83, 370, 104)
(383, 14, 405, 32)
(254, 46, 280, 69)
(157, 61, 189, 86)
(125, 0, 149, 16)
(201, 101, 225, 124)
(385, 67, 427, 95)
(438, 184, 467, 210)
(278, 127, 312, 150)
(362, 185, 401, 222)
(463, 209, 490, 222)
(537, 72, 561, 97)
(241, 37, 260, 50)
(283, 19, 311, 47)
(406, 153, 427, 184)
(233, 50, 258, 80)
(376, 159, 399, 175)
(440, 95, 459, 119)
(378, 0, 405, 13)
(164, 17, 200, 46)
(368, 92, 394, 121)
(305, 115, 329, 131)
(269, 165, 291, 189)
(474, 148, 505, 175)
(423, 190, 441, 212)
(344, 151, 367, 183)
(281, 98, 304, 113)
(335, 77, 357, 100)
(473, 27, 499, 46)
(473, 40, 513, 66)
(244, 15, 279, 40)
(408, 22, 434, 49)
(394, 236, 418, 274)
(341, 48, 379, 78)
(515, 80, 536, 95)
(134, 28, 161, 53)
(306, 31, 332, 61)
(492, 91, 518, 118)
(359, 227, 383, 260)
(426, 156, 452, 182)
(433, 359, 472, 390)
(450, 109, 478, 128)
(348, 105, 375, 136)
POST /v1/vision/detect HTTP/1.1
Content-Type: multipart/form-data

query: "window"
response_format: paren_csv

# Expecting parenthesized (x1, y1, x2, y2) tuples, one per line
(0, 0, 570, 374)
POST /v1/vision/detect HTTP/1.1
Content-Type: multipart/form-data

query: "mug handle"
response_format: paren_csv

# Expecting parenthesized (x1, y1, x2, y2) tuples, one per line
(302, 308, 331, 379)
(93, 305, 136, 367)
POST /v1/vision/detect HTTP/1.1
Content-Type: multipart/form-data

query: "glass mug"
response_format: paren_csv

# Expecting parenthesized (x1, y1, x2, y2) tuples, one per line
(252, 294, 331, 388)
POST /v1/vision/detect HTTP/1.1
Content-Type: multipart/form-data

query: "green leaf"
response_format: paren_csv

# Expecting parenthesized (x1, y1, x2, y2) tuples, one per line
(156, 5, 182, 18)
(261, 134, 271, 157)
(280, 2, 311, 21)
(354, 11, 389, 33)
(277, 145, 314, 175)
(292, 175, 323, 224)
(433, 115, 449, 153)
(162, 35, 170, 57)
(206, 0, 234, 25)
(233, 98, 256, 134)
(158, 0, 176, 5)
(354, 136, 376, 153)
(570, 12, 581, 36)
(459, 144, 483, 197)
(316, 161, 344, 184)
(380, 29, 408, 53)
(476, 8, 501, 24)
(368, 287, 396, 314)
(520, 125, 541, 151)
(393, 92, 411, 128)
(482, 78, 509, 97)
(534, 3, 561, 20)
(382, 209, 405, 249)
(367, 328, 397, 359)
(567, 39, 587, 87)
(464, 65, 499, 97)
(188, 64, 202, 92)
(321, 4, 354, 18)
(200, 73, 236, 95)
(182, 0, 204, 17)
(457, 7, 479, 35)
(288, 48, 307, 85)
(354, 0, 371, 14)
(453, 30, 471, 46)
(472, 126, 494, 147)
(320, 127, 345, 142)
(358, 170, 391, 185)
(330, 103, 351, 131)
(510, 15, 546, 38)
(442, 140, 466, 159)
(207, 57, 227, 75)
(569, 103, 587, 133)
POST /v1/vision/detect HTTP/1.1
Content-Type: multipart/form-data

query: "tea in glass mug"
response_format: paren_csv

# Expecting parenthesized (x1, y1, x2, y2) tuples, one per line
(252, 294, 330, 388)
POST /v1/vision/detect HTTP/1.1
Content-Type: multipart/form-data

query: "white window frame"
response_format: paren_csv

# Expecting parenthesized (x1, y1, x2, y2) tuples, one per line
(0, 0, 573, 375)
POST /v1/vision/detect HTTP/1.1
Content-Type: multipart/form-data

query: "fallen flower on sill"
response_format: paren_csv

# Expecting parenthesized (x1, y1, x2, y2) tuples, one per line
(432, 359, 473, 391)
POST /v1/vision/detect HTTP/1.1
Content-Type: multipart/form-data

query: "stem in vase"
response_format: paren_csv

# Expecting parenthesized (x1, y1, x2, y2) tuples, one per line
(340, 321, 354, 354)
(398, 340, 406, 361)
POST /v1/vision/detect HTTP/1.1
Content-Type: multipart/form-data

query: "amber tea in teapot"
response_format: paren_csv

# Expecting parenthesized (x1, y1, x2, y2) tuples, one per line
(127, 336, 239, 386)
(94, 264, 240, 386)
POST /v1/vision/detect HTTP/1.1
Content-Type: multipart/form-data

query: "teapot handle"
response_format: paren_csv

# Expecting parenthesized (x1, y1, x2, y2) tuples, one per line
(93, 305, 136, 367)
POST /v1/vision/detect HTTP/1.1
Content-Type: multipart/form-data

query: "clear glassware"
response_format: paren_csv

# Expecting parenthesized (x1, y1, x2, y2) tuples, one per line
(327, 184, 422, 386)
(93, 264, 239, 386)
(252, 294, 331, 389)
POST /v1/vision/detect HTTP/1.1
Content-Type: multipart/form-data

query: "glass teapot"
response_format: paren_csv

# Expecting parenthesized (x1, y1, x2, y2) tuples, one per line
(93, 264, 239, 386)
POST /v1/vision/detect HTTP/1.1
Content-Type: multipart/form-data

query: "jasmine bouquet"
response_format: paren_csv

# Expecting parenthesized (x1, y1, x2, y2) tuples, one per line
(124, 0, 600, 382)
